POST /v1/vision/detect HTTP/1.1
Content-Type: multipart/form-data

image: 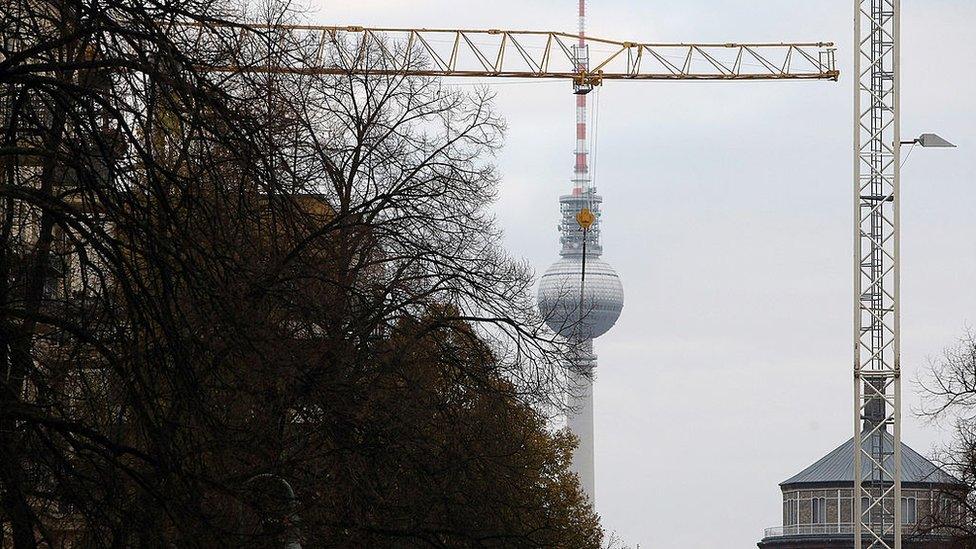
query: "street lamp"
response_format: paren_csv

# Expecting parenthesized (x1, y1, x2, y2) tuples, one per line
(901, 133, 956, 148)
(240, 474, 302, 549)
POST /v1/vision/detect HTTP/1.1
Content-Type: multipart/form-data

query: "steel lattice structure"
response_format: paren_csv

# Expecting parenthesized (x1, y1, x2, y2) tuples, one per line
(853, 0, 901, 547)
(189, 23, 839, 88)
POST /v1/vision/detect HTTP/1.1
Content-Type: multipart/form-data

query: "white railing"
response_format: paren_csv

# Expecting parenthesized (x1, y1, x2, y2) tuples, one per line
(764, 523, 854, 537)
(763, 523, 923, 538)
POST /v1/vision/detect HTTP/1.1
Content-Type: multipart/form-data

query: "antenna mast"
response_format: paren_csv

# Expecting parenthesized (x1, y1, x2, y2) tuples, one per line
(573, 0, 592, 195)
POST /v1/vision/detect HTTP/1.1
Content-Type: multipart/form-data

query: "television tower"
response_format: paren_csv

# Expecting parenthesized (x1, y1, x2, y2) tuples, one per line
(537, 0, 625, 503)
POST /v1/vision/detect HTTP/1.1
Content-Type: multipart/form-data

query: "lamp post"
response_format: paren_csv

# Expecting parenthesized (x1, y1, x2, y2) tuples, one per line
(240, 474, 302, 549)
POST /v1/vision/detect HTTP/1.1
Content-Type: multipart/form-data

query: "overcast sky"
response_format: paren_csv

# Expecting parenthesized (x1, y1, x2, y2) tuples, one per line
(308, 1, 976, 546)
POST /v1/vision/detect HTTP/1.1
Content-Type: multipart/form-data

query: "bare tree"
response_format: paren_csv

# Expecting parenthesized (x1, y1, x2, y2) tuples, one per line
(1, 1, 596, 546)
(918, 331, 976, 547)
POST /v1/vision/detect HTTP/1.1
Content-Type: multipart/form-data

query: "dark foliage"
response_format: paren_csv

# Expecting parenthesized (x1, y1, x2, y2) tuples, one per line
(0, 0, 599, 546)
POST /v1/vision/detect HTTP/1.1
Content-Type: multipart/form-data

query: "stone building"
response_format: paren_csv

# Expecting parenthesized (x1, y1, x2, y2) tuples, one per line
(758, 432, 966, 549)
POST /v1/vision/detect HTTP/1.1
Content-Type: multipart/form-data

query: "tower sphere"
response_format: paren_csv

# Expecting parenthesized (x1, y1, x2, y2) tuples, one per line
(537, 257, 624, 340)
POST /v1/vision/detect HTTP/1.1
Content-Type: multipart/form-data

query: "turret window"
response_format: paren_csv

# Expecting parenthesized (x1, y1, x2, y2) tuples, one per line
(783, 497, 799, 526)
(901, 497, 917, 525)
(812, 497, 827, 524)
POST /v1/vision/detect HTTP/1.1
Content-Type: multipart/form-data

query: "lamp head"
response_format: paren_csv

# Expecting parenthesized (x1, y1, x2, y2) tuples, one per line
(916, 133, 956, 148)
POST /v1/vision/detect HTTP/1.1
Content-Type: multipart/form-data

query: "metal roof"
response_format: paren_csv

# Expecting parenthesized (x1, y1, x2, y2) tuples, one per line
(781, 433, 962, 488)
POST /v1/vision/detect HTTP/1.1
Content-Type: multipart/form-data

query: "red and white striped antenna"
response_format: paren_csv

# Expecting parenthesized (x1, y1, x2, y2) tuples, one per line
(573, 0, 591, 195)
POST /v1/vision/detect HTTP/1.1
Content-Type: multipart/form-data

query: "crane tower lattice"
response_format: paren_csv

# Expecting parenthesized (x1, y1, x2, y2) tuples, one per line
(854, 0, 903, 548)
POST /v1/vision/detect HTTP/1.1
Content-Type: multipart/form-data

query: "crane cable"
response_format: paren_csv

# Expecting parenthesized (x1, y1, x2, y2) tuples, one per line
(576, 210, 594, 342)
(575, 87, 600, 342)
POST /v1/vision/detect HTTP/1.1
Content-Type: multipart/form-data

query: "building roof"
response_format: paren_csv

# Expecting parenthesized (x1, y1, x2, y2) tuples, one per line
(781, 432, 962, 489)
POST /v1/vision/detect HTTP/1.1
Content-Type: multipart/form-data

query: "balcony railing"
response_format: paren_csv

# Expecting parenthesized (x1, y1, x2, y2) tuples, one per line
(763, 523, 924, 538)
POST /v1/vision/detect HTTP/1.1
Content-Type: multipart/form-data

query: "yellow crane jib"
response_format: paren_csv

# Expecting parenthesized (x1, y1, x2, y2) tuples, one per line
(185, 23, 841, 85)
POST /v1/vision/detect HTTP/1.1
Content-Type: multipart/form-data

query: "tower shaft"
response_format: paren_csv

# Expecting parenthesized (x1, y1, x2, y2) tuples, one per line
(853, 0, 901, 547)
(567, 339, 596, 499)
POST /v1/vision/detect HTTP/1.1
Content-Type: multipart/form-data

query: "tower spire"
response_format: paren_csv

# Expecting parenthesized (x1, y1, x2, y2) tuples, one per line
(573, 0, 590, 194)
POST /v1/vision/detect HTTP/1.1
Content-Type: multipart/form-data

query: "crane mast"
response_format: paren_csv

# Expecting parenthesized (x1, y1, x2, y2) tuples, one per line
(853, 0, 902, 548)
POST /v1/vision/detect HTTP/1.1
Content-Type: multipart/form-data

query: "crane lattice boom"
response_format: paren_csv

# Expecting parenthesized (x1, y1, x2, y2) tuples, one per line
(190, 23, 839, 88)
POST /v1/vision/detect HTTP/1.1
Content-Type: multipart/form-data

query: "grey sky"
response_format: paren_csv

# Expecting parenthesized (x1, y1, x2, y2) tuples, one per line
(310, 1, 976, 546)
